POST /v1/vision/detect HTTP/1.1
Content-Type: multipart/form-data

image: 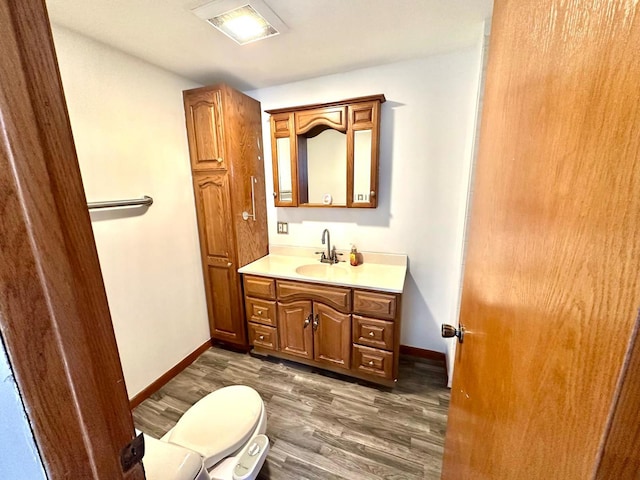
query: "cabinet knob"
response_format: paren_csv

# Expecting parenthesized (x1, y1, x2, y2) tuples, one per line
(272, 192, 277, 198)
(368, 331, 375, 337)
(257, 310, 263, 315)
(227, 262, 232, 267)
(259, 335, 265, 340)
(215, 157, 223, 163)
(368, 360, 375, 366)
(370, 191, 376, 197)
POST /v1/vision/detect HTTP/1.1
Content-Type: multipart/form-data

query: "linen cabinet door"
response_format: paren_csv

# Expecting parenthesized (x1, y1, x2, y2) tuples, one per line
(193, 173, 246, 346)
(278, 301, 313, 360)
(313, 303, 351, 370)
(183, 88, 226, 171)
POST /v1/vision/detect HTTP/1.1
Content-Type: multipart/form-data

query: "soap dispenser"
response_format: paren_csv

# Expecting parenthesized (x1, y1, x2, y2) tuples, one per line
(350, 245, 359, 266)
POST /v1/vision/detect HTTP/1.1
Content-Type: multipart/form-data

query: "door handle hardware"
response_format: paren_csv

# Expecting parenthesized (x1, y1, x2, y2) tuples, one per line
(303, 314, 312, 328)
(312, 314, 319, 331)
(441, 324, 465, 343)
(242, 176, 257, 221)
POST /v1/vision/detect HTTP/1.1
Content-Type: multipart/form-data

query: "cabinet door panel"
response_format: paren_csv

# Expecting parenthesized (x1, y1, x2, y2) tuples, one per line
(206, 260, 244, 344)
(184, 89, 225, 171)
(278, 301, 313, 359)
(314, 303, 351, 370)
(193, 174, 233, 259)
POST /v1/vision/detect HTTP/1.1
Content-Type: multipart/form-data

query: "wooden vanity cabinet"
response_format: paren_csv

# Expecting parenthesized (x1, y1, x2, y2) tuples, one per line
(184, 84, 268, 349)
(242, 274, 402, 386)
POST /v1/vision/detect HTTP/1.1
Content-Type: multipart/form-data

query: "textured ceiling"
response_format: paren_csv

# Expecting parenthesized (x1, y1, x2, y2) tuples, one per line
(46, 0, 493, 90)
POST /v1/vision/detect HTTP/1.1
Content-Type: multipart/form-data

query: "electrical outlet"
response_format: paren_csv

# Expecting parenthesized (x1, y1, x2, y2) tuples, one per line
(277, 221, 288, 234)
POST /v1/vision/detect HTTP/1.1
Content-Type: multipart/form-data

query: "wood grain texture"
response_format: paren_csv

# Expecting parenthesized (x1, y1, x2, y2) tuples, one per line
(245, 297, 277, 327)
(443, 1, 640, 478)
(278, 300, 314, 360)
(595, 314, 640, 478)
(353, 290, 396, 320)
(184, 84, 268, 349)
(0, 0, 142, 477)
(133, 346, 449, 479)
(267, 95, 384, 209)
(277, 280, 351, 313)
(244, 275, 277, 300)
(295, 106, 347, 134)
(183, 90, 225, 171)
(270, 112, 299, 207)
(220, 84, 269, 268)
(313, 303, 351, 370)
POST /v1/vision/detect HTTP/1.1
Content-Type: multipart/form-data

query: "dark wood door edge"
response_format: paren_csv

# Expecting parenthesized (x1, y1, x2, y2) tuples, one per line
(0, 1, 144, 478)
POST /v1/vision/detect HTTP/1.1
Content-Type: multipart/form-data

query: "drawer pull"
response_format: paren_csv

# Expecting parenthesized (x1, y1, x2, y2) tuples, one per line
(257, 310, 263, 315)
(259, 335, 265, 340)
(368, 331, 375, 337)
(368, 360, 375, 366)
(216, 157, 223, 163)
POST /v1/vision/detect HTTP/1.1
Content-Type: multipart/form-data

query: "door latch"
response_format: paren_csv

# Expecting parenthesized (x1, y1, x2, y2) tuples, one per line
(120, 432, 145, 472)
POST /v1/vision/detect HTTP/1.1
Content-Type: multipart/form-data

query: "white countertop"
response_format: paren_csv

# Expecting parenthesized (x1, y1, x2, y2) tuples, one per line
(238, 245, 408, 293)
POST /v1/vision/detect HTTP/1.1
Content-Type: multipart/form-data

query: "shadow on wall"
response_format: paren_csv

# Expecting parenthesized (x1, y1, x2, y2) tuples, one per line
(401, 270, 438, 348)
(276, 101, 402, 227)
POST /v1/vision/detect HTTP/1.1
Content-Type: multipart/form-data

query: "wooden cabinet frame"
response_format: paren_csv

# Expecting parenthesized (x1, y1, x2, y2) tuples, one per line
(243, 275, 401, 387)
(266, 94, 385, 208)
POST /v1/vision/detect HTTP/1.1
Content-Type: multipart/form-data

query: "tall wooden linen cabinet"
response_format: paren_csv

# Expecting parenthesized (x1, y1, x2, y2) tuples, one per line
(183, 84, 268, 349)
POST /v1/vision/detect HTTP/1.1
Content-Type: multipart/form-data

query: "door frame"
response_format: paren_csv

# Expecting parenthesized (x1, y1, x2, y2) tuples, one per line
(0, 0, 143, 478)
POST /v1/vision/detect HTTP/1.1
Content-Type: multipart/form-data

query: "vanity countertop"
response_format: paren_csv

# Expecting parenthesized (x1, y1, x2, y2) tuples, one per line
(238, 245, 408, 293)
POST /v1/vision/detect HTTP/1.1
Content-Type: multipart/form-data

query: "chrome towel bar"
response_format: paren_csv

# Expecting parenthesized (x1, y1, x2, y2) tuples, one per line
(87, 195, 153, 210)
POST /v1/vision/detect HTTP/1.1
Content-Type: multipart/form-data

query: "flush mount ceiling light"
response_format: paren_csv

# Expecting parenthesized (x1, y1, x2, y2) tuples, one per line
(192, 0, 287, 45)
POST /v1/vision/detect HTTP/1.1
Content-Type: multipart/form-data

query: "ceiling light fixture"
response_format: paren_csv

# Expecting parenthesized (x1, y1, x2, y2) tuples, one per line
(192, 0, 287, 45)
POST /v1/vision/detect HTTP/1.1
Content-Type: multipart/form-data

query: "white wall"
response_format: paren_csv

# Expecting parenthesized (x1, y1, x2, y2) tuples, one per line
(247, 38, 484, 356)
(0, 343, 47, 479)
(52, 27, 209, 398)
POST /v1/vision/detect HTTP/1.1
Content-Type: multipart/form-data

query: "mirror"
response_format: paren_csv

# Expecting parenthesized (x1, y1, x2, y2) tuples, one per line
(267, 94, 384, 208)
(353, 130, 372, 203)
(275, 137, 293, 202)
(304, 129, 347, 206)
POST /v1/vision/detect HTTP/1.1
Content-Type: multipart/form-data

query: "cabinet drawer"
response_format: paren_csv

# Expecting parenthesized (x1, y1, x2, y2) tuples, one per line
(277, 280, 351, 313)
(353, 290, 397, 320)
(353, 344, 393, 380)
(244, 275, 276, 300)
(353, 315, 394, 351)
(245, 297, 276, 327)
(248, 323, 278, 351)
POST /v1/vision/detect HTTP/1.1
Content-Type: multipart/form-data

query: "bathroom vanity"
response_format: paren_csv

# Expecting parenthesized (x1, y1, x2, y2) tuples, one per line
(238, 246, 407, 387)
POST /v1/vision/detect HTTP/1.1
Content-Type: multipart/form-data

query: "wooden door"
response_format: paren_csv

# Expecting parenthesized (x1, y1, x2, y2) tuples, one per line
(313, 303, 351, 370)
(192, 173, 245, 346)
(0, 0, 144, 477)
(278, 301, 313, 359)
(442, 1, 640, 479)
(183, 88, 226, 171)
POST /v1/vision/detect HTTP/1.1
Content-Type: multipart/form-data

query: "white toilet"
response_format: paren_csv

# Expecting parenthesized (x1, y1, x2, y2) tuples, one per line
(141, 385, 269, 480)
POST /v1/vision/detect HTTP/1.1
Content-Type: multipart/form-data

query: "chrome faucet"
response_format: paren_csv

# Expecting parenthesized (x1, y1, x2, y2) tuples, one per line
(317, 228, 340, 264)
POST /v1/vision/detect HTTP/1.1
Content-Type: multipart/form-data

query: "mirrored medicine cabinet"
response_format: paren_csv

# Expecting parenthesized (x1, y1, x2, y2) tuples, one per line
(266, 94, 385, 208)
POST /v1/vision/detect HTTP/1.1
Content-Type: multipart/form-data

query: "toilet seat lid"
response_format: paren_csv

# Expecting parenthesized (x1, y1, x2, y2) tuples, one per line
(166, 385, 263, 469)
(143, 434, 204, 480)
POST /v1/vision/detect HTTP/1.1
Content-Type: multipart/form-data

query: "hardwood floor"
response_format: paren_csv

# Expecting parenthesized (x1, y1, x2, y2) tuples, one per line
(133, 347, 450, 479)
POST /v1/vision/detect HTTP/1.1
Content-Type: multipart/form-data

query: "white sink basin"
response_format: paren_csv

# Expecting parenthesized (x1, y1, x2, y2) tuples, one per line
(295, 263, 350, 279)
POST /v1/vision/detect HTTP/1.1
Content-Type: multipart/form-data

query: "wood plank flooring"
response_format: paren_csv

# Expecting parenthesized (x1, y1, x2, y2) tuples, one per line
(133, 347, 450, 479)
